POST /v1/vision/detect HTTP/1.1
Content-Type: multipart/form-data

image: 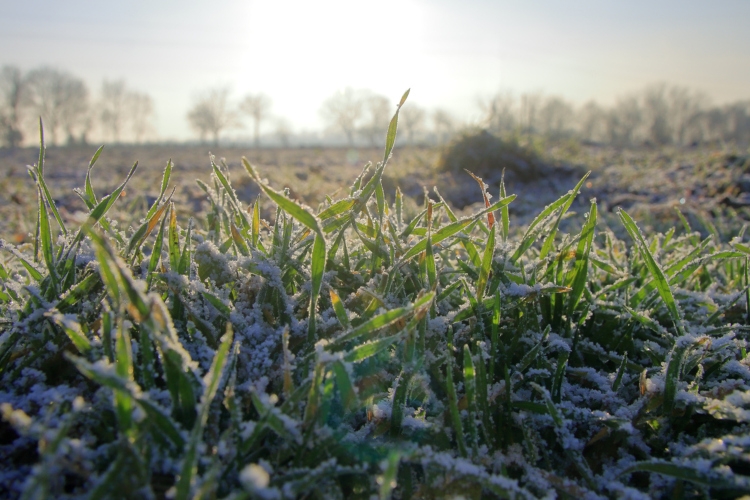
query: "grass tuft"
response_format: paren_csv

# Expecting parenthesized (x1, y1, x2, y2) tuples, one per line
(0, 94, 748, 499)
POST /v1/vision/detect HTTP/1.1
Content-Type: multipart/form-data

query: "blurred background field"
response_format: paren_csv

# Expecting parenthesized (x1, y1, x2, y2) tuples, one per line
(1, 137, 748, 250)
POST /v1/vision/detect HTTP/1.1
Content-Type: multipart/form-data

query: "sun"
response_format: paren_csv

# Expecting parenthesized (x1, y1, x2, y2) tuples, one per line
(237, 0, 427, 98)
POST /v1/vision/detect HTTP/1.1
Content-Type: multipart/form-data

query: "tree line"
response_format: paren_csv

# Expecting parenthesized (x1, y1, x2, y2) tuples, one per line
(2, 63, 748, 148)
(185, 86, 459, 148)
(189, 84, 750, 148)
(480, 84, 750, 147)
(0, 65, 155, 147)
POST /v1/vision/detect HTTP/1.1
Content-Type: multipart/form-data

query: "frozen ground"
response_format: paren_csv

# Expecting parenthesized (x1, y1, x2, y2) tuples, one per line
(0, 143, 747, 242)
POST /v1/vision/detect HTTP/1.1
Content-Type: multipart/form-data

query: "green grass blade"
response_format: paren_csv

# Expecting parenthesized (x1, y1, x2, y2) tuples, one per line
(303, 360, 326, 429)
(36, 171, 67, 236)
(175, 325, 234, 500)
(425, 229, 437, 289)
(612, 352, 628, 391)
(36, 118, 45, 175)
(332, 360, 358, 411)
(490, 294, 500, 381)
(390, 369, 412, 436)
(231, 222, 250, 256)
(517, 326, 550, 373)
(57, 273, 102, 312)
(395, 187, 403, 227)
(378, 451, 401, 500)
(619, 461, 743, 489)
(400, 219, 473, 262)
(244, 158, 323, 238)
(663, 337, 692, 415)
(178, 218, 192, 275)
(400, 208, 426, 239)
(499, 170, 509, 243)
(84, 146, 104, 206)
(376, 182, 386, 221)
(330, 289, 350, 329)
(567, 200, 597, 316)
(211, 160, 250, 230)
(539, 172, 589, 260)
(168, 204, 181, 270)
(48, 311, 91, 353)
(126, 193, 173, 258)
(114, 315, 134, 436)
(437, 280, 462, 304)
(0, 242, 43, 281)
(353, 223, 390, 263)
(383, 89, 410, 166)
(445, 346, 467, 457)
(88, 232, 121, 307)
(145, 300, 199, 427)
(463, 345, 478, 454)
(252, 195, 261, 247)
(551, 350, 569, 403)
(146, 209, 168, 289)
(145, 159, 173, 220)
(343, 331, 405, 363)
(36, 186, 58, 294)
(435, 188, 482, 267)
(511, 193, 571, 263)
(674, 207, 698, 245)
(477, 225, 496, 301)
(319, 199, 356, 220)
(618, 208, 683, 335)
(72, 161, 138, 246)
(309, 233, 326, 342)
(71, 354, 185, 450)
(329, 291, 434, 347)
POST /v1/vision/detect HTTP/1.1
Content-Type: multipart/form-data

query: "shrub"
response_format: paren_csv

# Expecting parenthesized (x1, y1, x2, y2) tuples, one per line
(436, 129, 544, 182)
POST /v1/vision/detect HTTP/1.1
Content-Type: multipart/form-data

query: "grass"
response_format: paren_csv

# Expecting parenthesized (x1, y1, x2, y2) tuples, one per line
(0, 91, 749, 499)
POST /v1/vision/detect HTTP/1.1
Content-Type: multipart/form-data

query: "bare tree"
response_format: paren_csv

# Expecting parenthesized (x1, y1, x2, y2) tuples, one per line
(24, 67, 89, 146)
(59, 79, 90, 145)
(700, 107, 732, 143)
(519, 92, 544, 137)
(606, 95, 642, 146)
(400, 103, 426, 145)
(187, 87, 240, 146)
(274, 117, 292, 148)
(577, 101, 607, 143)
(689, 102, 750, 145)
(667, 86, 707, 145)
(100, 80, 129, 143)
(433, 109, 455, 145)
(642, 83, 672, 146)
(0, 66, 25, 148)
(239, 93, 272, 147)
(481, 91, 516, 133)
(129, 92, 155, 143)
(723, 101, 750, 143)
(360, 93, 391, 147)
(320, 88, 365, 146)
(538, 96, 574, 139)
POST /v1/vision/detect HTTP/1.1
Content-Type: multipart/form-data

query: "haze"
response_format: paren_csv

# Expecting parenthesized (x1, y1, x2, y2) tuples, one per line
(1, 0, 749, 142)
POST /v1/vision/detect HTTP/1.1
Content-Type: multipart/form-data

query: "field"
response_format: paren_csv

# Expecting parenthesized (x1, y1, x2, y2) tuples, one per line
(2, 139, 746, 243)
(0, 105, 749, 500)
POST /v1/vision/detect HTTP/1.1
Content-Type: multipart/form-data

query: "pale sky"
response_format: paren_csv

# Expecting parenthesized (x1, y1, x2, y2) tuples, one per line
(1, 0, 749, 141)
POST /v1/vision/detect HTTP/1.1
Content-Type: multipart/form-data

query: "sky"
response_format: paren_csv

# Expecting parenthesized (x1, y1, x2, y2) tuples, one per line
(1, 0, 749, 141)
